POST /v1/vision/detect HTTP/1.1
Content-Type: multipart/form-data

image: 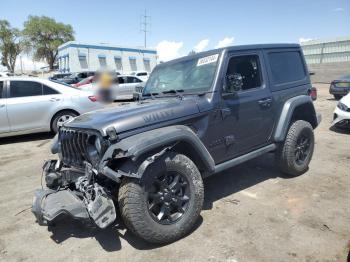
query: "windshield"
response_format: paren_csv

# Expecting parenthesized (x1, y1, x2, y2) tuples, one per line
(143, 54, 219, 96)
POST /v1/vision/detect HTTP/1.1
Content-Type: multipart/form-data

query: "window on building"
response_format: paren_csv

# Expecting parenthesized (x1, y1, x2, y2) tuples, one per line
(114, 57, 123, 71)
(143, 59, 151, 72)
(9, 81, 43, 98)
(268, 51, 306, 84)
(226, 55, 262, 90)
(79, 55, 88, 69)
(99, 55, 107, 68)
(129, 57, 137, 71)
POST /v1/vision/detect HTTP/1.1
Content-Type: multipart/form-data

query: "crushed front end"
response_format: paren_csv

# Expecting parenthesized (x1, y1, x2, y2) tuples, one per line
(32, 127, 119, 229)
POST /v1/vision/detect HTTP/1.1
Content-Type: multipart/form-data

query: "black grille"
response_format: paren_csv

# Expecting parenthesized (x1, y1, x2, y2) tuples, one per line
(59, 128, 96, 167)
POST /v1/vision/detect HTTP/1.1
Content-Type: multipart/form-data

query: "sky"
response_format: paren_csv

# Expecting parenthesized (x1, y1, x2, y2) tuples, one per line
(1, 0, 350, 70)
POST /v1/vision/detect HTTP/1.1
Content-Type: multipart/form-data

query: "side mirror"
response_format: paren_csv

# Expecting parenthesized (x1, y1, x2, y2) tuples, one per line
(226, 73, 243, 93)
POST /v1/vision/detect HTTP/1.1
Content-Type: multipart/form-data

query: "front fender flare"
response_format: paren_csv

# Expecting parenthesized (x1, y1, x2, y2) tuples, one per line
(99, 125, 215, 175)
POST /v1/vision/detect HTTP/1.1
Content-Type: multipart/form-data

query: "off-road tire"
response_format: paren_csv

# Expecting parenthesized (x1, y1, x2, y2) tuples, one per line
(276, 120, 314, 176)
(51, 110, 78, 134)
(118, 152, 204, 244)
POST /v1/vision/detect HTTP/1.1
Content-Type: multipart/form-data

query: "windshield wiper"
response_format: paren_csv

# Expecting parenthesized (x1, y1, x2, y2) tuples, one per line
(142, 92, 159, 99)
(161, 89, 184, 99)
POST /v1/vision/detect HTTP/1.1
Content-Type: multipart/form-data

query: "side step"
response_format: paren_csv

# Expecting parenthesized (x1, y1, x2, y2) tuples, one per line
(213, 144, 277, 174)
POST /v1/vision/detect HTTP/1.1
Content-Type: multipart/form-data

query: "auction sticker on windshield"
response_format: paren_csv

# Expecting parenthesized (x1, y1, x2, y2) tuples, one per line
(197, 54, 219, 66)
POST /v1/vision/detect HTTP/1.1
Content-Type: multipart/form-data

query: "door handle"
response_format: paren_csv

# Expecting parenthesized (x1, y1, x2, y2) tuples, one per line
(0, 104, 5, 108)
(50, 98, 60, 102)
(258, 98, 272, 108)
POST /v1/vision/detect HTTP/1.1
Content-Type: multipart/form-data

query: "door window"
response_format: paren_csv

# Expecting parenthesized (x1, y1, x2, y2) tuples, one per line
(226, 55, 262, 90)
(43, 85, 60, 95)
(9, 81, 43, 98)
(127, 77, 142, 83)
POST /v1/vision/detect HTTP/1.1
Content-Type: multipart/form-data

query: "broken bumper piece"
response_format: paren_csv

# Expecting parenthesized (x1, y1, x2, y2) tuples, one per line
(32, 189, 90, 226)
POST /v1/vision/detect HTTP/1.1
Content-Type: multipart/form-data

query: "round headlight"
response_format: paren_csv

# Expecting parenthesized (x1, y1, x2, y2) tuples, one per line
(87, 135, 101, 164)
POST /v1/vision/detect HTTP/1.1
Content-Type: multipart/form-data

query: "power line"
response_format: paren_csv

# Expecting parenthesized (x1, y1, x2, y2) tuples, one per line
(140, 9, 151, 48)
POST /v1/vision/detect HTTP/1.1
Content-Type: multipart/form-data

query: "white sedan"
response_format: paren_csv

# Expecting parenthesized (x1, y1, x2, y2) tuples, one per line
(81, 75, 145, 100)
(0, 77, 104, 138)
(332, 92, 350, 128)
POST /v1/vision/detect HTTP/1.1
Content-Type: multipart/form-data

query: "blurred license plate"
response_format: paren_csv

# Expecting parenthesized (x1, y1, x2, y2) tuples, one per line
(335, 82, 350, 87)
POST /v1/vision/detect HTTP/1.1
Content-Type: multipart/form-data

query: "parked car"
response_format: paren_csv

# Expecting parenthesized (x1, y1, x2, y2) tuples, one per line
(32, 44, 321, 244)
(332, 92, 350, 128)
(329, 74, 350, 100)
(60, 71, 96, 85)
(0, 77, 103, 137)
(49, 73, 72, 81)
(131, 71, 150, 81)
(81, 75, 145, 100)
(0, 72, 13, 77)
(72, 76, 97, 88)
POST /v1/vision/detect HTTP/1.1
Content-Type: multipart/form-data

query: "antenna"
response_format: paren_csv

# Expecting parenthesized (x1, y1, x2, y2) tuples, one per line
(140, 9, 151, 48)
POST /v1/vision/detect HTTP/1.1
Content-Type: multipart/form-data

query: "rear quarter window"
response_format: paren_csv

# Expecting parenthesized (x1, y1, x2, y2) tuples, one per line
(268, 51, 307, 90)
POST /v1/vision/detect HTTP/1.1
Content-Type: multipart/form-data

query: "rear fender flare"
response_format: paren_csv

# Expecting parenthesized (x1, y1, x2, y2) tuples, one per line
(274, 95, 318, 142)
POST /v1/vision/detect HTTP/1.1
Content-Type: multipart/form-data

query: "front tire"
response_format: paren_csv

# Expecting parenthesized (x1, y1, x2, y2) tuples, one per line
(276, 120, 315, 176)
(118, 152, 204, 244)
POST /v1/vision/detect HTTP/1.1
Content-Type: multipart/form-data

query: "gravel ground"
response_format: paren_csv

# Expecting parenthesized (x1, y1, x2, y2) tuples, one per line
(0, 84, 349, 262)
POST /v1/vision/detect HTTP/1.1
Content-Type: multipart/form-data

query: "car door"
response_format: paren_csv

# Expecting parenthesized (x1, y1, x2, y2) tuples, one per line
(113, 76, 134, 99)
(6, 80, 59, 132)
(218, 52, 275, 162)
(0, 80, 10, 133)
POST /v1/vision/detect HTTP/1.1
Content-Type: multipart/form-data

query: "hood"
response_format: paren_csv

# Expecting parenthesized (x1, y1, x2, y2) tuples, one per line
(65, 97, 200, 135)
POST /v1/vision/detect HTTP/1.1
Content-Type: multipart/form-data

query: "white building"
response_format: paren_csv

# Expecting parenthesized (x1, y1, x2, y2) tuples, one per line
(57, 41, 157, 73)
(301, 36, 350, 64)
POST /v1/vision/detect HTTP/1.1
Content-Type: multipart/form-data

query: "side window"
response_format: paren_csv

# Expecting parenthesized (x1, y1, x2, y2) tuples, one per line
(268, 51, 306, 85)
(226, 55, 262, 91)
(43, 85, 60, 95)
(0, 81, 3, 98)
(117, 77, 125, 84)
(127, 77, 141, 83)
(10, 81, 43, 98)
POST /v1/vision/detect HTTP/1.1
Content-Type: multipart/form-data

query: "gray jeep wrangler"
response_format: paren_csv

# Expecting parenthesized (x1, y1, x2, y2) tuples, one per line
(32, 44, 321, 244)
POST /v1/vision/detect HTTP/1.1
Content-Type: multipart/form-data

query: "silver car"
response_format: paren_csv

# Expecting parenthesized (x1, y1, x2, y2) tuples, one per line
(81, 75, 145, 100)
(0, 77, 103, 138)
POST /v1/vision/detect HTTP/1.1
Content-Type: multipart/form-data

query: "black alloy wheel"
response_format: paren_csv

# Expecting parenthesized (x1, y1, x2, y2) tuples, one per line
(147, 171, 190, 225)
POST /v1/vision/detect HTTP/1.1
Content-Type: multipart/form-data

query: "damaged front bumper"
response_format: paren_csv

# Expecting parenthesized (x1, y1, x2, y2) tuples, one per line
(32, 160, 117, 229)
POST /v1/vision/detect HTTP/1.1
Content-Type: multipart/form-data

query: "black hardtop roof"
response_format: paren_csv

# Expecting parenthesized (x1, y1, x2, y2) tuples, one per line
(158, 43, 301, 66)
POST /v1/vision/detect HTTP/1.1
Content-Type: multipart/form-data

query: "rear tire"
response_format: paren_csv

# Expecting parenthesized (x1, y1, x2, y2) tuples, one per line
(334, 94, 342, 100)
(118, 152, 204, 244)
(276, 120, 314, 176)
(51, 110, 78, 134)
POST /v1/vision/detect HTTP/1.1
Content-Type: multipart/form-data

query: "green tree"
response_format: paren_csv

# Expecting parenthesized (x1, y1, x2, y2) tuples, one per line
(23, 16, 74, 70)
(0, 20, 23, 72)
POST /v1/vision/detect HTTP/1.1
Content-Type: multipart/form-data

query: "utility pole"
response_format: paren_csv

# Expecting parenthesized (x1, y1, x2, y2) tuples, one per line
(140, 9, 151, 48)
